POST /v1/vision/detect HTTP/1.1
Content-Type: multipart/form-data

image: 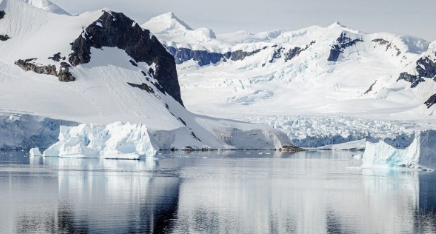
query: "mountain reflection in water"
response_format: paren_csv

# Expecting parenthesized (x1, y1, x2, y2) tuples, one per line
(0, 150, 435, 233)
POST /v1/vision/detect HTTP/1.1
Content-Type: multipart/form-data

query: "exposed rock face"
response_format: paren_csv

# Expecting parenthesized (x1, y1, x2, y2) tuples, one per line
(372, 38, 401, 56)
(328, 32, 363, 61)
(229, 49, 262, 62)
(166, 46, 265, 66)
(167, 41, 315, 66)
(57, 62, 75, 81)
(0, 11, 6, 41)
(48, 52, 66, 62)
(424, 94, 436, 108)
(15, 60, 76, 82)
(15, 59, 57, 76)
(166, 47, 226, 66)
(0, 34, 9, 41)
(284, 41, 315, 62)
(269, 46, 284, 63)
(397, 72, 425, 88)
(364, 80, 377, 95)
(69, 11, 184, 106)
(398, 55, 436, 88)
(127, 82, 155, 93)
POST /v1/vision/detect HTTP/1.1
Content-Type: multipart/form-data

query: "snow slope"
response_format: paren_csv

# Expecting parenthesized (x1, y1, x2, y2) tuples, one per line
(0, 0, 293, 152)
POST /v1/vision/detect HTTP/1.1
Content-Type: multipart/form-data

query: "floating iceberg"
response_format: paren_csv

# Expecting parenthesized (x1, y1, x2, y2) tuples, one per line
(29, 147, 42, 157)
(362, 130, 436, 170)
(43, 122, 157, 160)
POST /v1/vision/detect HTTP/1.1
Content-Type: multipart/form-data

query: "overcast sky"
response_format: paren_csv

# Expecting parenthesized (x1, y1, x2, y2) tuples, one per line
(50, 0, 436, 41)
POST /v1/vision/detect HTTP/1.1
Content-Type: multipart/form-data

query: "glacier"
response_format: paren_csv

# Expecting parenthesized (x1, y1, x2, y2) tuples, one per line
(362, 130, 436, 170)
(43, 122, 158, 160)
(0, 114, 77, 151)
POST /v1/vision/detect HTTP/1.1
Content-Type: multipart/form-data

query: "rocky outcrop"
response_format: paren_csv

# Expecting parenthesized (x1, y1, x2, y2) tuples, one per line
(15, 59, 75, 82)
(15, 59, 57, 76)
(268, 46, 284, 63)
(0, 11, 7, 41)
(57, 62, 75, 81)
(398, 55, 436, 88)
(328, 32, 363, 61)
(424, 94, 436, 108)
(364, 80, 377, 94)
(279, 145, 306, 152)
(167, 41, 314, 66)
(397, 72, 425, 88)
(229, 49, 263, 61)
(0, 34, 9, 41)
(69, 11, 184, 106)
(48, 52, 66, 62)
(127, 82, 155, 93)
(284, 41, 315, 62)
(166, 47, 226, 65)
(372, 38, 401, 56)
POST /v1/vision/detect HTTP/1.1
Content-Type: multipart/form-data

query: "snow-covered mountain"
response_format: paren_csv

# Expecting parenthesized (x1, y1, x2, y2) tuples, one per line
(0, 0, 294, 153)
(22, 0, 69, 15)
(143, 13, 436, 120)
(142, 13, 436, 146)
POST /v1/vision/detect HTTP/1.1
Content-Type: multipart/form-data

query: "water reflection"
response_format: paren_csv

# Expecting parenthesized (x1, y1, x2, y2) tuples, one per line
(0, 151, 436, 233)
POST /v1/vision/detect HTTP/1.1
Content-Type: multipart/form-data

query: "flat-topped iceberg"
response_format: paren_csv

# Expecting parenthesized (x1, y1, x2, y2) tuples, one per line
(362, 130, 436, 170)
(43, 122, 157, 160)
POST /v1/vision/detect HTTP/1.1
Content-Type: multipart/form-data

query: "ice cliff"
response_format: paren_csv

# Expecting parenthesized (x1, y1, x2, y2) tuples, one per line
(43, 122, 157, 160)
(362, 130, 436, 170)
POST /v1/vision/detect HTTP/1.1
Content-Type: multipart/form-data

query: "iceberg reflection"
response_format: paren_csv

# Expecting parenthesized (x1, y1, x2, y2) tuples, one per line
(1, 151, 436, 233)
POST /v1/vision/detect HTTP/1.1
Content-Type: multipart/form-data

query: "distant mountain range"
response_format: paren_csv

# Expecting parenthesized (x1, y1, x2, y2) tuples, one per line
(143, 12, 436, 120)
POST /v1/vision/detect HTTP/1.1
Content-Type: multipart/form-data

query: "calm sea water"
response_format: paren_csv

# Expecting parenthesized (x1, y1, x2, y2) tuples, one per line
(0, 150, 435, 234)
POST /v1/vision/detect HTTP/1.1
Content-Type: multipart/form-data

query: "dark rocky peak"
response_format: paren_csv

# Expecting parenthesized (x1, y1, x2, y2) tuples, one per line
(328, 32, 363, 61)
(0, 10, 5, 20)
(69, 10, 183, 106)
(398, 53, 436, 88)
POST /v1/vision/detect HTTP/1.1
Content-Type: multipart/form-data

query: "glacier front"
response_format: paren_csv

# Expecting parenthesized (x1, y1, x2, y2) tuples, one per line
(43, 122, 157, 160)
(362, 130, 436, 170)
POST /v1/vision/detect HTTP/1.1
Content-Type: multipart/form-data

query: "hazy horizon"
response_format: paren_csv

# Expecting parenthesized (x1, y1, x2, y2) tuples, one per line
(50, 0, 436, 41)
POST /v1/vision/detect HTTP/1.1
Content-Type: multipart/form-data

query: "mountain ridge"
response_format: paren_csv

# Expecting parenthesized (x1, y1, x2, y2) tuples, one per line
(143, 12, 436, 121)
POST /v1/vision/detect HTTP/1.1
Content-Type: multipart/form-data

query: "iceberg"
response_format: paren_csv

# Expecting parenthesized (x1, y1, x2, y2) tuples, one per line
(29, 147, 42, 157)
(362, 130, 436, 170)
(43, 122, 158, 160)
